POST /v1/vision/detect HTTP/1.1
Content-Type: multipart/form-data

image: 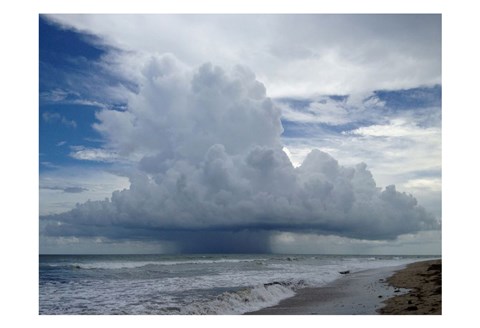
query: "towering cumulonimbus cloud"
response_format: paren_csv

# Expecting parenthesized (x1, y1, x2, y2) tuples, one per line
(41, 54, 439, 253)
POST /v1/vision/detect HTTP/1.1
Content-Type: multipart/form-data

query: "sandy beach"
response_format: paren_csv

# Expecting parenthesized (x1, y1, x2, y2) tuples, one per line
(379, 259, 441, 314)
(246, 259, 441, 315)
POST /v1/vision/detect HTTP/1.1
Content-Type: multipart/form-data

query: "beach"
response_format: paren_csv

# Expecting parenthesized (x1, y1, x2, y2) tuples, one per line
(379, 259, 441, 314)
(247, 259, 441, 315)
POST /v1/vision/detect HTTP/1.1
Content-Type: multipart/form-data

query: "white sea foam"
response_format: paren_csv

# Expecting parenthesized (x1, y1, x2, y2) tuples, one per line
(178, 281, 301, 314)
(72, 261, 160, 270)
(159, 258, 266, 266)
(69, 258, 266, 270)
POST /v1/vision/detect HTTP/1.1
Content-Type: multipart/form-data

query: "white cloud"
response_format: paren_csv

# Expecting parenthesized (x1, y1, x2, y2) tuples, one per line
(45, 14, 441, 98)
(69, 146, 121, 162)
(92, 56, 282, 163)
(279, 98, 352, 125)
(277, 92, 387, 126)
(345, 119, 440, 138)
(40, 167, 130, 215)
(282, 109, 441, 206)
(403, 178, 442, 192)
(41, 56, 439, 253)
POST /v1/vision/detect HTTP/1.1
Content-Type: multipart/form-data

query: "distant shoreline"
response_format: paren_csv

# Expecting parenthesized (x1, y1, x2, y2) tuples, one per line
(246, 259, 441, 315)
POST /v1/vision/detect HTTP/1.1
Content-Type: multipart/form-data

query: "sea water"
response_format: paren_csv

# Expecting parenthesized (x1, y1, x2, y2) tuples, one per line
(39, 254, 430, 314)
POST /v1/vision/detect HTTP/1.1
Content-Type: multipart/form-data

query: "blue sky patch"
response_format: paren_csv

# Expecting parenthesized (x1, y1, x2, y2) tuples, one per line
(373, 85, 441, 110)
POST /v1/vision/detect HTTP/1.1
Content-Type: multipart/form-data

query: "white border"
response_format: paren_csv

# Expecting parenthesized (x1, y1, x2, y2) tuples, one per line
(3, 0, 478, 327)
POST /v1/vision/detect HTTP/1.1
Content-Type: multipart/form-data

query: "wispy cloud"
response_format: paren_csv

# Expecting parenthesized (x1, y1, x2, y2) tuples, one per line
(42, 112, 77, 128)
(69, 146, 120, 162)
(40, 185, 89, 193)
(40, 88, 111, 110)
(403, 178, 442, 192)
(40, 161, 62, 169)
(40, 88, 73, 102)
(344, 119, 440, 138)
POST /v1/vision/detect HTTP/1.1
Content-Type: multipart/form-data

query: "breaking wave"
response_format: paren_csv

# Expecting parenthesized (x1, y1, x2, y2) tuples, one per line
(165, 280, 307, 314)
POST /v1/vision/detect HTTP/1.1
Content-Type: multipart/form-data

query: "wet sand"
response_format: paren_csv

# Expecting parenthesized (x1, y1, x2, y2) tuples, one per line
(379, 259, 441, 314)
(246, 265, 410, 315)
(246, 259, 441, 315)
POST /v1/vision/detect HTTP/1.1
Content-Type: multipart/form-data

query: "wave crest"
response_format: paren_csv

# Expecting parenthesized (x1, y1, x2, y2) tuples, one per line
(172, 280, 306, 315)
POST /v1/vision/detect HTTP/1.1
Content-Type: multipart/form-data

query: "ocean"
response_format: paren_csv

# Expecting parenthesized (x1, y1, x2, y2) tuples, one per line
(39, 254, 430, 315)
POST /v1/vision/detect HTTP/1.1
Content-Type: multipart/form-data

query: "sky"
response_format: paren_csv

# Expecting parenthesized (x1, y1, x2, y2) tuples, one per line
(39, 14, 442, 255)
